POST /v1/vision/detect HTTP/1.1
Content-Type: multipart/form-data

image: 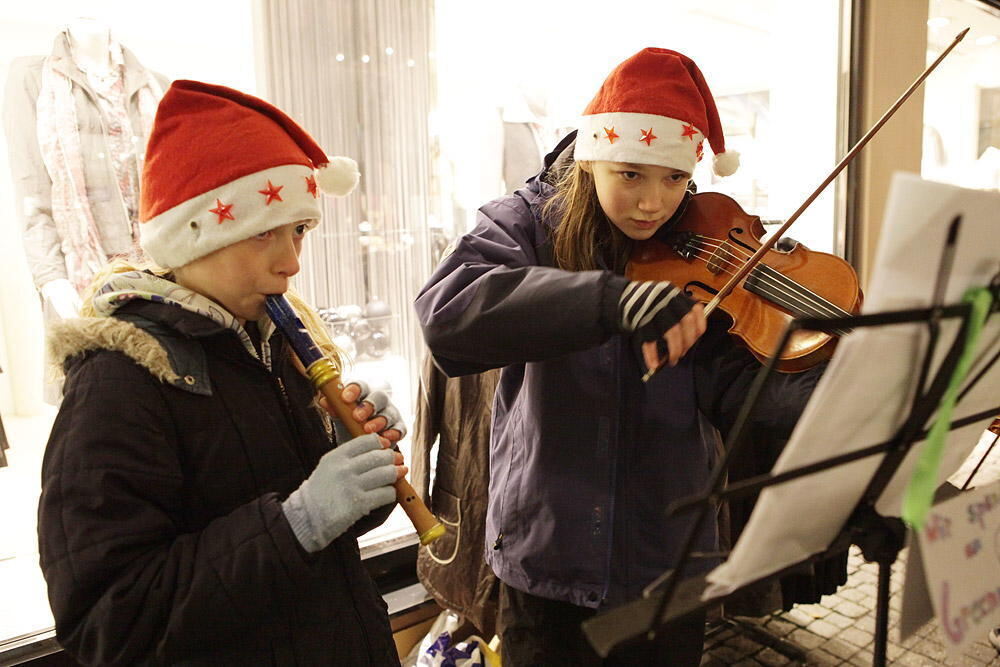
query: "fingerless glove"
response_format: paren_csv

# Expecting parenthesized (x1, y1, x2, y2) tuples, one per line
(618, 280, 696, 343)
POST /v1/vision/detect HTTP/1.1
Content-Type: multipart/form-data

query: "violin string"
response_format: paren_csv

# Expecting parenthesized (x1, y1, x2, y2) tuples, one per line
(686, 235, 852, 321)
(683, 243, 854, 336)
(688, 242, 853, 330)
(676, 236, 853, 332)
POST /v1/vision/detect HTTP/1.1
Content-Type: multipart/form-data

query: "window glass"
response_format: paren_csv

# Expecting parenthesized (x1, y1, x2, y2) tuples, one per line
(0, 0, 257, 647)
(433, 0, 847, 253)
(923, 0, 1000, 190)
(0, 0, 849, 650)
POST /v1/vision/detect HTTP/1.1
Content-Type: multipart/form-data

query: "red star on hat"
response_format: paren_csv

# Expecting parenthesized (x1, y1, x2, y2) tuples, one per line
(603, 126, 620, 144)
(258, 180, 284, 205)
(640, 128, 657, 146)
(209, 199, 235, 223)
(681, 123, 698, 140)
(305, 174, 318, 198)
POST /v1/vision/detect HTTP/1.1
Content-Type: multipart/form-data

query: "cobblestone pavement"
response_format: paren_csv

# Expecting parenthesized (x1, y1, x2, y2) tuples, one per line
(700, 546, 1000, 666)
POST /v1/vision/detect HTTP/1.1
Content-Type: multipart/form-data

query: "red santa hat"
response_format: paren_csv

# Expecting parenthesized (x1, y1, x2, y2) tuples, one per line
(574, 48, 739, 178)
(139, 79, 359, 269)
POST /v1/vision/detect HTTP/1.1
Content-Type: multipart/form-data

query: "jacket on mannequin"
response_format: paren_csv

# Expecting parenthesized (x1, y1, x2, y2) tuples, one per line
(411, 354, 501, 638)
(2, 22, 168, 317)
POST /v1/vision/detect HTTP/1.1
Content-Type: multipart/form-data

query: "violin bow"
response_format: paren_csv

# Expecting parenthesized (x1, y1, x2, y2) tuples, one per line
(702, 27, 969, 318)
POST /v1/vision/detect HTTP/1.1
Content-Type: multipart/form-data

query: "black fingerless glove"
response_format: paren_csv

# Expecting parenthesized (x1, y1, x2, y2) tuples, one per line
(618, 280, 697, 346)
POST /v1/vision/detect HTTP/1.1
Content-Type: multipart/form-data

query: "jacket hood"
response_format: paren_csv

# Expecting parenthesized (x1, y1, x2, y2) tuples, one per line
(530, 130, 577, 193)
(48, 316, 179, 384)
(47, 301, 234, 396)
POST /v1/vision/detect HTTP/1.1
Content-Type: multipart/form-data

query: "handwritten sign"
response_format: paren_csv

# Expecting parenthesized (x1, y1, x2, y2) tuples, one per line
(902, 479, 1000, 661)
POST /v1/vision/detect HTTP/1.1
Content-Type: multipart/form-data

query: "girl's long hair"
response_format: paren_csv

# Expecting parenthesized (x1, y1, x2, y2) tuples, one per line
(79, 259, 345, 371)
(544, 161, 630, 272)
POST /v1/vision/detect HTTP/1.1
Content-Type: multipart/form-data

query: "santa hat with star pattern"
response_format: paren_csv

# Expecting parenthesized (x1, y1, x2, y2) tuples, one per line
(574, 48, 739, 178)
(139, 79, 359, 269)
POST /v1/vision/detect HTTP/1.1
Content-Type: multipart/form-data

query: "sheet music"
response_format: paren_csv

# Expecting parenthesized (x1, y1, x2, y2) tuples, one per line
(704, 174, 1000, 599)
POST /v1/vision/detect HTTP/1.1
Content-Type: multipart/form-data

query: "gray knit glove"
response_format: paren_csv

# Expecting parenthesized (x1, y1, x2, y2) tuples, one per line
(619, 280, 697, 345)
(282, 434, 397, 552)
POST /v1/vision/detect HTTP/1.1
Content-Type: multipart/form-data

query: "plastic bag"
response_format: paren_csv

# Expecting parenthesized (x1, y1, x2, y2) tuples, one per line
(404, 610, 501, 667)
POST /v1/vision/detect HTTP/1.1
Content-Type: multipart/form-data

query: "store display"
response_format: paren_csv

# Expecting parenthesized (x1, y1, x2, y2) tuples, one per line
(318, 299, 393, 360)
(2, 19, 168, 403)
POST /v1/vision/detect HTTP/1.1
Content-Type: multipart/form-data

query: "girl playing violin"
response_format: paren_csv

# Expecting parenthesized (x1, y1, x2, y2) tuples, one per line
(415, 48, 826, 666)
(38, 80, 407, 665)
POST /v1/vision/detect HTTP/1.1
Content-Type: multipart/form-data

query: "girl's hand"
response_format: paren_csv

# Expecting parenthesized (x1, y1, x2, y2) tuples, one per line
(641, 303, 706, 371)
(336, 380, 407, 444)
(619, 280, 706, 372)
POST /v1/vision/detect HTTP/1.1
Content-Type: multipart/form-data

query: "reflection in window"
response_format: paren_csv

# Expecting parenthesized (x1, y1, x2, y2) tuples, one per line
(434, 0, 846, 254)
(923, 0, 1000, 191)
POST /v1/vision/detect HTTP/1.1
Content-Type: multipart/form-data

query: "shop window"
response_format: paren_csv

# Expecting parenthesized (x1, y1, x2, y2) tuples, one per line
(0, 0, 854, 656)
(923, 0, 1000, 190)
(0, 0, 257, 652)
(979, 87, 1000, 158)
(432, 0, 848, 255)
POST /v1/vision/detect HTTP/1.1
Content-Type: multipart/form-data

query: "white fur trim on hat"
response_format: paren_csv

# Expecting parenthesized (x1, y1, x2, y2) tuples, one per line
(574, 112, 704, 174)
(315, 156, 360, 197)
(140, 164, 322, 269)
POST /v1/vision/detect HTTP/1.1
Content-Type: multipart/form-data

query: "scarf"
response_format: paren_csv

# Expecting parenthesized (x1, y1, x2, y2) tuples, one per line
(36, 31, 162, 293)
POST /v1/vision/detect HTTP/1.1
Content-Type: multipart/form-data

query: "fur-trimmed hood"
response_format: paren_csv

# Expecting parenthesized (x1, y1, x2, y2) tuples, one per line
(47, 301, 218, 396)
(48, 317, 178, 384)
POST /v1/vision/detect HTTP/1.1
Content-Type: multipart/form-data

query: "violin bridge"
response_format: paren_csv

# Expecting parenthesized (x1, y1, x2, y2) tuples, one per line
(706, 240, 735, 276)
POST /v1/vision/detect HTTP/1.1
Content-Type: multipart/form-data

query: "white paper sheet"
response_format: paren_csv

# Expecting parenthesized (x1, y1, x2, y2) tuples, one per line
(704, 174, 1000, 599)
(902, 479, 1000, 661)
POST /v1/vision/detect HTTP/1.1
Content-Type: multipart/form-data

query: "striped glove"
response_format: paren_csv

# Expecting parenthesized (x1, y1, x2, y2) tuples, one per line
(618, 280, 697, 348)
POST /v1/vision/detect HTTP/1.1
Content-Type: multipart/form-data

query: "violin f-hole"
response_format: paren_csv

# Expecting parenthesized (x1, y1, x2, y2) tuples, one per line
(727, 227, 756, 254)
(685, 280, 718, 297)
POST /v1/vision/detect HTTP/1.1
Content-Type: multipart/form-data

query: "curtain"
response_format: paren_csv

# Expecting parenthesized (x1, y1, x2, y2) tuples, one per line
(258, 0, 437, 409)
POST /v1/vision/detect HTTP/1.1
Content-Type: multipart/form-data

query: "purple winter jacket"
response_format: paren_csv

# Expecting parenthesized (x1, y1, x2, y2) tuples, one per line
(414, 133, 823, 609)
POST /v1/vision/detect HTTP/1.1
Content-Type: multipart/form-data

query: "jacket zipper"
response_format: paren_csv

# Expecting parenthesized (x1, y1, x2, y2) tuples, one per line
(272, 349, 376, 660)
(492, 410, 520, 552)
(601, 341, 622, 606)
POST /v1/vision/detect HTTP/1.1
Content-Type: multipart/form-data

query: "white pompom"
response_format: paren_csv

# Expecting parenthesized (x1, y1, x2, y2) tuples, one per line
(713, 150, 740, 177)
(315, 156, 360, 197)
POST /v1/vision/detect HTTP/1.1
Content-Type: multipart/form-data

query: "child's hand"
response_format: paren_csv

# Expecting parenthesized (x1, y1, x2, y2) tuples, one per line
(641, 303, 706, 371)
(619, 280, 707, 371)
(281, 433, 405, 552)
(337, 380, 407, 443)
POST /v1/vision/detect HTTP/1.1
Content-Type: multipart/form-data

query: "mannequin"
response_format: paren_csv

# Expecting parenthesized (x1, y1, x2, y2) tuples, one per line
(3, 20, 168, 400)
(499, 83, 568, 195)
(3, 19, 168, 317)
(67, 17, 113, 75)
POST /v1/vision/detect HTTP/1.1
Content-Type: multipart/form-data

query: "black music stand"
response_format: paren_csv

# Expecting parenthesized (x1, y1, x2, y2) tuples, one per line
(582, 223, 1000, 667)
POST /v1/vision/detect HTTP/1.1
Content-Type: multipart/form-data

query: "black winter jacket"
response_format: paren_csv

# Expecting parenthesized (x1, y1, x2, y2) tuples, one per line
(38, 300, 397, 666)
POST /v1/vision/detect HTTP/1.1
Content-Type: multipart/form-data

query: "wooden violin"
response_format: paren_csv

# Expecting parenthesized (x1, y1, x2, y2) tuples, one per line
(628, 192, 861, 372)
(630, 28, 967, 377)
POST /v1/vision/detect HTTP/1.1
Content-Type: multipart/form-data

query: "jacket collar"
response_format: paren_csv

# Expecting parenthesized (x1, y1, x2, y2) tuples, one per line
(525, 130, 577, 228)
(117, 299, 232, 338)
(48, 301, 255, 397)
